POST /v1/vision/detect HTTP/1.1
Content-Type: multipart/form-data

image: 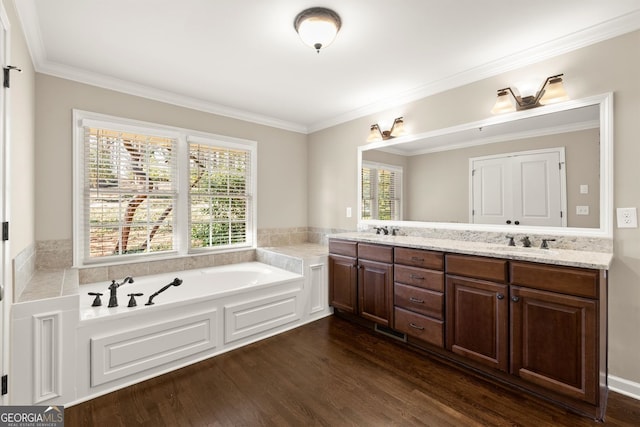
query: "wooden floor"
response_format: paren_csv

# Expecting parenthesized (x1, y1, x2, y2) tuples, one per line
(66, 315, 640, 426)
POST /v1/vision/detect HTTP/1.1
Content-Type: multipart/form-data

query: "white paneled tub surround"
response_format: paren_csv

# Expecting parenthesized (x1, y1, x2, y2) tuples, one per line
(10, 259, 330, 406)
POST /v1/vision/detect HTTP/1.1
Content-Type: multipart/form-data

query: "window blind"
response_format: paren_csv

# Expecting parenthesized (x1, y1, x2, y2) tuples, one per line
(188, 142, 252, 249)
(362, 162, 402, 221)
(83, 127, 178, 260)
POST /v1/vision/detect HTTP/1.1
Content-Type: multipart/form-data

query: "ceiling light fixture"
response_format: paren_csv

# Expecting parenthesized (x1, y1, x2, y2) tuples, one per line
(294, 7, 341, 53)
(491, 74, 569, 114)
(367, 117, 406, 142)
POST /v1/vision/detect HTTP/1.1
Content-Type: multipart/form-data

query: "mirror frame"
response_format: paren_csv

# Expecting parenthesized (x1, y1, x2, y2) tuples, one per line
(357, 92, 613, 238)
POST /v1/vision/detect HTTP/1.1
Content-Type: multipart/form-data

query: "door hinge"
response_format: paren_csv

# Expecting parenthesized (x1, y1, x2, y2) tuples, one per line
(1, 375, 7, 395)
(3, 65, 21, 89)
(560, 211, 563, 218)
(2, 222, 7, 241)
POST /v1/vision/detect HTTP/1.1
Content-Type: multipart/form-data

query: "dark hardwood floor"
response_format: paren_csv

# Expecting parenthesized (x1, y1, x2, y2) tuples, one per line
(66, 315, 640, 426)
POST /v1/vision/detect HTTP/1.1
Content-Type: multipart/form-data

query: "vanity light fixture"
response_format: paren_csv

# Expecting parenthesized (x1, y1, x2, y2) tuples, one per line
(367, 117, 406, 142)
(491, 74, 569, 114)
(294, 7, 342, 53)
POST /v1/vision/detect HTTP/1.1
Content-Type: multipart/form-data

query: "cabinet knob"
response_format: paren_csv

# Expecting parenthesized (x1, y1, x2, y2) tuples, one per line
(496, 293, 504, 300)
(511, 296, 520, 302)
(506, 220, 512, 224)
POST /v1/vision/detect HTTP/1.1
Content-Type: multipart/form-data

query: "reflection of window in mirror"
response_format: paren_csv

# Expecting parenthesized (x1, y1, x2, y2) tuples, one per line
(361, 161, 403, 220)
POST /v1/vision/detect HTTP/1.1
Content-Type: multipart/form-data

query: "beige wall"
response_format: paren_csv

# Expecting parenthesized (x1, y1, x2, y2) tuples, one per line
(34, 74, 308, 242)
(309, 31, 640, 385)
(4, 0, 35, 259)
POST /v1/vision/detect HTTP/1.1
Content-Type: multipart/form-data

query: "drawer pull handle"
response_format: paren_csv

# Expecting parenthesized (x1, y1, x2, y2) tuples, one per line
(512, 296, 520, 302)
(409, 274, 425, 280)
(409, 323, 424, 331)
(411, 257, 424, 262)
(409, 296, 424, 304)
(496, 293, 504, 300)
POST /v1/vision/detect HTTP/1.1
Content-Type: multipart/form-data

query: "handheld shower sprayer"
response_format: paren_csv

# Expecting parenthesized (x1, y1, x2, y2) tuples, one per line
(145, 278, 183, 306)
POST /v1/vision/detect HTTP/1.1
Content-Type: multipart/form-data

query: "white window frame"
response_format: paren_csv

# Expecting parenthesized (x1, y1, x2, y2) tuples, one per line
(361, 161, 403, 221)
(72, 110, 257, 267)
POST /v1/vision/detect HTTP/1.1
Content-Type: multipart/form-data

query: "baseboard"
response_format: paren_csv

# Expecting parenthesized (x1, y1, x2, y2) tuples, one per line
(608, 375, 640, 400)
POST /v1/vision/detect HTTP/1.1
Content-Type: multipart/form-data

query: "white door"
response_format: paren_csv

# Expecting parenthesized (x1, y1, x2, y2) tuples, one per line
(0, 4, 8, 404)
(511, 151, 564, 227)
(471, 156, 509, 225)
(471, 148, 566, 227)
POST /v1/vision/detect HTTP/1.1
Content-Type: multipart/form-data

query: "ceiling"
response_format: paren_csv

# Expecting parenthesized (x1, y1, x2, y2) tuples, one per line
(14, 1, 640, 133)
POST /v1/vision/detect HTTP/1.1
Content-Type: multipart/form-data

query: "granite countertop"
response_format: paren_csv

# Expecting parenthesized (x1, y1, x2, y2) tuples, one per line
(258, 243, 328, 258)
(330, 232, 613, 270)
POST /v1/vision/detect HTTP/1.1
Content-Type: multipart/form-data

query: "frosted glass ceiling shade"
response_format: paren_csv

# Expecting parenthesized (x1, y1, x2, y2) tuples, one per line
(294, 7, 342, 53)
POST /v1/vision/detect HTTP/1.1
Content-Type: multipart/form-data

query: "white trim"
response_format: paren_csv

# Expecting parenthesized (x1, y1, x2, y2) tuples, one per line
(308, 11, 640, 132)
(608, 375, 640, 401)
(0, 1, 9, 406)
(13, 1, 640, 133)
(72, 110, 258, 267)
(358, 93, 614, 238)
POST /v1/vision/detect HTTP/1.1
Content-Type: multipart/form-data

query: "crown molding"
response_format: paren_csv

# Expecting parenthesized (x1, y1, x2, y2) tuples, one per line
(14, 1, 640, 135)
(306, 10, 640, 133)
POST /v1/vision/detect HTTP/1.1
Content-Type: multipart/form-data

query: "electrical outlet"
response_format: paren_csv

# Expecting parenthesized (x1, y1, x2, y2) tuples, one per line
(576, 205, 589, 215)
(616, 207, 638, 228)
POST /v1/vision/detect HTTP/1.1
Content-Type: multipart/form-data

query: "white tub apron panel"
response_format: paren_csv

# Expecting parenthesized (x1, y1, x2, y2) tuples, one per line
(90, 309, 218, 386)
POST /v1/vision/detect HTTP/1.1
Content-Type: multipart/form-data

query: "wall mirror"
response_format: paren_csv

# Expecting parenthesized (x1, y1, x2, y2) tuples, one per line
(357, 93, 613, 238)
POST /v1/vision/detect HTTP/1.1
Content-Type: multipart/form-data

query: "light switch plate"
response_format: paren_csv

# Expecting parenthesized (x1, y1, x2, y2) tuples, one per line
(580, 184, 589, 194)
(616, 207, 638, 228)
(576, 206, 589, 215)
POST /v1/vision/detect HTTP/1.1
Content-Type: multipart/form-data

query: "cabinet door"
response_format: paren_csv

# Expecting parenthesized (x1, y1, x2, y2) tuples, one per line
(328, 254, 358, 313)
(358, 259, 393, 326)
(446, 275, 508, 372)
(510, 286, 597, 404)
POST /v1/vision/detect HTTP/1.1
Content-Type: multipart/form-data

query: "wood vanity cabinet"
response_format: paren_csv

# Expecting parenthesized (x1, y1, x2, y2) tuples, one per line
(446, 254, 605, 413)
(357, 243, 394, 326)
(328, 240, 358, 313)
(509, 261, 602, 405)
(329, 238, 607, 418)
(445, 254, 509, 371)
(393, 248, 445, 347)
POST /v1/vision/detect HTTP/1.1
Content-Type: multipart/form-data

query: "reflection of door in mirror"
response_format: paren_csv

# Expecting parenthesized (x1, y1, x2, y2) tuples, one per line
(470, 148, 566, 227)
(361, 161, 403, 220)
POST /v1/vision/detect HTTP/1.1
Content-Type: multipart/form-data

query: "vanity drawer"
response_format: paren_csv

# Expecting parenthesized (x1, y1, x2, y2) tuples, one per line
(394, 283, 443, 319)
(446, 254, 507, 283)
(510, 261, 599, 298)
(394, 247, 443, 270)
(358, 243, 393, 263)
(394, 307, 443, 347)
(328, 239, 357, 257)
(394, 265, 444, 291)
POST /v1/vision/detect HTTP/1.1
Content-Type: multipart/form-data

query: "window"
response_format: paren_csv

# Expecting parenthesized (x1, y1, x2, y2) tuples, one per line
(361, 161, 402, 221)
(188, 138, 253, 249)
(73, 110, 257, 266)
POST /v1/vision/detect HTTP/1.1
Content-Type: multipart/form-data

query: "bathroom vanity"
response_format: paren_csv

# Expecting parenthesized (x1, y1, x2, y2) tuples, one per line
(328, 234, 611, 420)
